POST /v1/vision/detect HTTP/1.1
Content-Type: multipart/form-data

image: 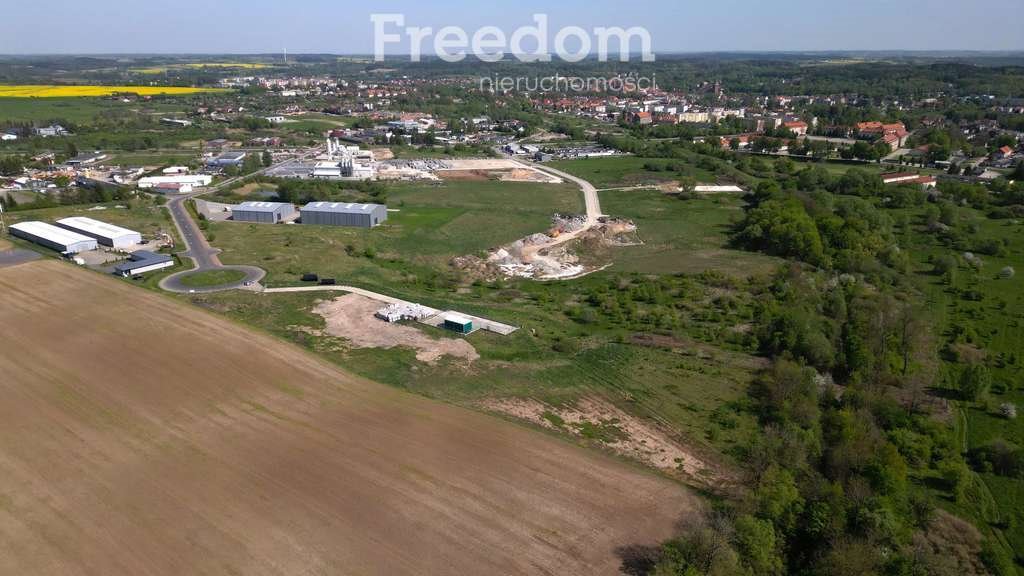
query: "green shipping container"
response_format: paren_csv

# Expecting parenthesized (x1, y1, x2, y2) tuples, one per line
(443, 315, 473, 334)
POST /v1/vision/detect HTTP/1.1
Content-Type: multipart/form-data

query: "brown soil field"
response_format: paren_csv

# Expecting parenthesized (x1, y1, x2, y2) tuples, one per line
(0, 260, 701, 576)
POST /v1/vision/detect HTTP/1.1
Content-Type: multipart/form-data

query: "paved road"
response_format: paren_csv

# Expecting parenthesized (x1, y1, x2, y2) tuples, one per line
(157, 148, 322, 293)
(529, 162, 603, 225)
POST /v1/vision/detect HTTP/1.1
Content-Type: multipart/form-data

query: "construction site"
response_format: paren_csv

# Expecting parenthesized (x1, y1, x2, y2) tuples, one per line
(454, 213, 641, 280)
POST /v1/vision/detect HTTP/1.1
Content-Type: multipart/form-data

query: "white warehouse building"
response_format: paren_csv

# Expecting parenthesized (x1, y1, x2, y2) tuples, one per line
(137, 174, 213, 190)
(9, 221, 98, 254)
(56, 217, 142, 248)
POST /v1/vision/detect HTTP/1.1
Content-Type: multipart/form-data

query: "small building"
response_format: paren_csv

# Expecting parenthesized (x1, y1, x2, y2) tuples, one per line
(264, 116, 286, 124)
(783, 121, 809, 136)
(55, 216, 141, 248)
(300, 202, 387, 228)
(207, 151, 247, 167)
(693, 185, 745, 193)
(442, 314, 473, 334)
(113, 250, 174, 276)
(34, 124, 69, 138)
(881, 172, 937, 189)
(66, 152, 108, 167)
(138, 174, 213, 191)
(232, 201, 296, 224)
(9, 221, 97, 254)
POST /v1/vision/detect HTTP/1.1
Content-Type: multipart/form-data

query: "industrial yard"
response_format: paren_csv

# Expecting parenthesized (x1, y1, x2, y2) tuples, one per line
(0, 260, 700, 575)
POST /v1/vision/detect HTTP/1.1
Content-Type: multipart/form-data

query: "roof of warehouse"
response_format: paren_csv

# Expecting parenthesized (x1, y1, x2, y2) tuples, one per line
(10, 221, 96, 245)
(301, 202, 384, 214)
(114, 250, 172, 272)
(56, 216, 140, 239)
(236, 201, 292, 212)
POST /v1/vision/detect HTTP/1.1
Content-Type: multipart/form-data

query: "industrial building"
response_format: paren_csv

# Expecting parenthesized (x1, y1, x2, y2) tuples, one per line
(300, 202, 387, 227)
(138, 174, 213, 192)
(443, 314, 474, 334)
(9, 221, 98, 254)
(66, 152, 108, 167)
(113, 251, 174, 277)
(56, 217, 142, 248)
(309, 139, 376, 180)
(207, 151, 247, 167)
(232, 201, 296, 224)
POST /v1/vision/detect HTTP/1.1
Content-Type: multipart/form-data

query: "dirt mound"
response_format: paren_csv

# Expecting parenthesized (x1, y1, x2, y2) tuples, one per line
(311, 293, 479, 364)
(453, 217, 639, 281)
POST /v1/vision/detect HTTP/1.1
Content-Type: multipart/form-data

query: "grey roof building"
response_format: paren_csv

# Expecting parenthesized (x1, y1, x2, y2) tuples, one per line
(207, 151, 247, 167)
(113, 251, 174, 276)
(300, 202, 387, 228)
(232, 201, 296, 224)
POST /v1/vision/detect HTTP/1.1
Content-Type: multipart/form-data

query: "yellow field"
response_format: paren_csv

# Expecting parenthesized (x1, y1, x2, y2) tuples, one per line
(133, 62, 271, 74)
(0, 84, 227, 98)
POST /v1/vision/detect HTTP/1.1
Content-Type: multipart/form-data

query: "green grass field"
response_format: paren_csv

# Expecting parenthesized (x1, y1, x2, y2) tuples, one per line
(212, 180, 581, 287)
(0, 97, 117, 123)
(191, 282, 761, 464)
(600, 188, 782, 276)
(549, 156, 716, 189)
(0, 97, 190, 124)
(191, 176, 768, 467)
(177, 269, 247, 287)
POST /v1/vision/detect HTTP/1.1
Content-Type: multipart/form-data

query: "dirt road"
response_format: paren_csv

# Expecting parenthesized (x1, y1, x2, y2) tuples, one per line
(531, 161, 604, 226)
(0, 260, 700, 576)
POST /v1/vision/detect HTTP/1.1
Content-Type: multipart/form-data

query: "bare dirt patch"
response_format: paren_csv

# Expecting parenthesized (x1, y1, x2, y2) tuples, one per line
(0, 261, 700, 576)
(370, 147, 394, 160)
(437, 159, 562, 183)
(437, 169, 491, 181)
(311, 293, 479, 364)
(479, 396, 725, 488)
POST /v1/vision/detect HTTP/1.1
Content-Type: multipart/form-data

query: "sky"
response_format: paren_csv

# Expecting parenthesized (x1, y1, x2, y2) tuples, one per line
(2, 0, 1022, 55)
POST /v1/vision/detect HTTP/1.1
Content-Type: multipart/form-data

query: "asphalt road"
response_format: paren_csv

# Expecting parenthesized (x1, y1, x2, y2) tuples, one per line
(157, 148, 323, 293)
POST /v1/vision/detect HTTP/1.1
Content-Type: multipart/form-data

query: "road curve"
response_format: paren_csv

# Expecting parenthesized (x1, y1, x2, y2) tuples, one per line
(157, 148, 324, 293)
(158, 191, 265, 293)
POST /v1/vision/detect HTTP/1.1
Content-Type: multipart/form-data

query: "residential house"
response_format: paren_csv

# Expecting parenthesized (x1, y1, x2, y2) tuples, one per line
(783, 121, 809, 136)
